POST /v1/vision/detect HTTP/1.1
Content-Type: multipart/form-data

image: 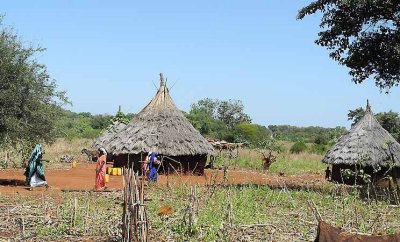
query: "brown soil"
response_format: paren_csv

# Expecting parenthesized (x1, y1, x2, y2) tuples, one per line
(0, 163, 328, 195)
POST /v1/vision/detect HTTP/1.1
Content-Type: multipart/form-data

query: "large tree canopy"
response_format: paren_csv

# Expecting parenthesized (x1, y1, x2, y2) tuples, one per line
(298, 0, 400, 90)
(0, 17, 68, 150)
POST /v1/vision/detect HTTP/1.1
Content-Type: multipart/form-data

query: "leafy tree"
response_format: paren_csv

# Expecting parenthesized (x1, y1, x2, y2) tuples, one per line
(309, 143, 329, 155)
(314, 134, 329, 145)
(190, 98, 251, 129)
(185, 109, 231, 140)
(347, 107, 365, 126)
(187, 98, 252, 141)
(233, 122, 272, 147)
(376, 111, 400, 141)
(109, 109, 130, 125)
(91, 114, 113, 130)
(298, 0, 400, 90)
(217, 99, 251, 129)
(290, 140, 308, 154)
(185, 109, 215, 136)
(190, 98, 218, 118)
(0, 17, 68, 152)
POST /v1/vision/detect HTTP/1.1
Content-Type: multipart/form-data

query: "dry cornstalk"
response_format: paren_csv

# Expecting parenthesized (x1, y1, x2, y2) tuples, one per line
(122, 168, 148, 242)
(188, 186, 198, 229)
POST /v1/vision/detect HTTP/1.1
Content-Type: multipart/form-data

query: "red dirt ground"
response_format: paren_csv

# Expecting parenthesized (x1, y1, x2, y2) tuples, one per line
(0, 163, 328, 195)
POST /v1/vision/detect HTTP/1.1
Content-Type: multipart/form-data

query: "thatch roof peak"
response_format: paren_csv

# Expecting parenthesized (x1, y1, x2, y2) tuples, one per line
(99, 74, 215, 156)
(159, 73, 166, 87)
(139, 73, 176, 114)
(323, 101, 400, 167)
(366, 99, 372, 114)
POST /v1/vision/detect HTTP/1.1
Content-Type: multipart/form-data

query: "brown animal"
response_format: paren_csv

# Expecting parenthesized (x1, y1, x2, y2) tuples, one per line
(157, 205, 174, 216)
(260, 151, 276, 171)
(315, 221, 400, 242)
(81, 148, 100, 163)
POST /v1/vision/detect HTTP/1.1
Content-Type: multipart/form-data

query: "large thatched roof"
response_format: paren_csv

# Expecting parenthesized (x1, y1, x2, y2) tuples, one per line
(102, 73, 215, 156)
(323, 101, 400, 167)
(93, 121, 127, 150)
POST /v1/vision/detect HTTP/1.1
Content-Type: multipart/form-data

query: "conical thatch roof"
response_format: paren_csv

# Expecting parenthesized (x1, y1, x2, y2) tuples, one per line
(93, 106, 128, 150)
(103, 73, 215, 156)
(323, 101, 400, 167)
(94, 121, 127, 150)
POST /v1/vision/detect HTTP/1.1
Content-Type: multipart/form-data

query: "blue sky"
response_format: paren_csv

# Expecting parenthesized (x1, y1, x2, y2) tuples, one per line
(2, 1, 400, 128)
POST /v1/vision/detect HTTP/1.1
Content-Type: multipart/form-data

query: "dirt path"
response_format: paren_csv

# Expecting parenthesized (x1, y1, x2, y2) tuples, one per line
(0, 163, 328, 195)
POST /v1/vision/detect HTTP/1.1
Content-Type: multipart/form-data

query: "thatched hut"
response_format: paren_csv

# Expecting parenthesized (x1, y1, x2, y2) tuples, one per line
(323, 101, 400, 184)
(94, 107, 128, 151)
(93, 121, 127, 151)
(102, 73, 214, 174)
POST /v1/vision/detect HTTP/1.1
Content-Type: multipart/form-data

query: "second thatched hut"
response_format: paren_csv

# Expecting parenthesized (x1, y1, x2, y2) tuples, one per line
(323, 101, 400, 184)
(100, 73, 214, 174)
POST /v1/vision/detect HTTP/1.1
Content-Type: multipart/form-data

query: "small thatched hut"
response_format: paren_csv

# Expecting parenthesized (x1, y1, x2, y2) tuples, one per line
(102, 73, 214, 174)
(323, 101, 400, 184)
(94, 107, 128, 151)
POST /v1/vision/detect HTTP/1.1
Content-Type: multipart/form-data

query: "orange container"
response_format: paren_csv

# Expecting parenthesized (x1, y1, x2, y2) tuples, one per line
(105, 174, 110, 183)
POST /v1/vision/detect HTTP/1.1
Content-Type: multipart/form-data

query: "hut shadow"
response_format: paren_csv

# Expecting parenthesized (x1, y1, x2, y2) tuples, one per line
(0, 179, 26, 187)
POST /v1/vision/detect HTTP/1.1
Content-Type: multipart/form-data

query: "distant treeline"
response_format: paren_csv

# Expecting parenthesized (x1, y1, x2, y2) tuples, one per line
(52, 99, 400, 155)
(54, 101, 347, 150)
(54, 109, 135, 139)
(267, 125, 347, 144)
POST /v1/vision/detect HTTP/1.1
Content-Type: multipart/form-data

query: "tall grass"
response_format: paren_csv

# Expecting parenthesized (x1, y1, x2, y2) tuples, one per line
(43, 138, 94, 165)
(215, 147, 325, 176)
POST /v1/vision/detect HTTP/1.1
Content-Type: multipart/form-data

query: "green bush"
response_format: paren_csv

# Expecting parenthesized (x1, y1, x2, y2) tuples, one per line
(290, 141, 307, 154)
(309, 144, 328, 155)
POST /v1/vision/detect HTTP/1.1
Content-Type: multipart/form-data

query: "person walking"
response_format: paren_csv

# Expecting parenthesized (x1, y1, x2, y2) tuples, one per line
(24, 144, 49, 191)
(148, 152, 160, 183)
(95, 147, 107, 190)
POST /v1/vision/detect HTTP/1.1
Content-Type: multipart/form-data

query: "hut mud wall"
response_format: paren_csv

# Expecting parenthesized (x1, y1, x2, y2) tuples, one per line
(112, 154, 208, 175)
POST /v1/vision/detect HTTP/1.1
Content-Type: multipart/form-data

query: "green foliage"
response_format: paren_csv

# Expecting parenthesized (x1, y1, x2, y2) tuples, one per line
(216, 99, 251, 128)
(342, 168, 372, 184)
(348, 107, 365, 127)
(187, 98, 252, 141)
(54, 109, 112, 139)
(185, 109, 231, 140)
(314, 134, 329, 145)
(376, 111, 400, 141)
(191, 98, 251, 128)
(290, 140, 307, 154)
(233, 123, 272, 147)
(268, 125, 346, 143)
(309, 143, 329, 155)
(0, 16, 68, 152)
(258, 137, 284, 154)
(298, 0, 400, 90)
(109, 109, 130, 125)
(53, 108, 136, 140)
